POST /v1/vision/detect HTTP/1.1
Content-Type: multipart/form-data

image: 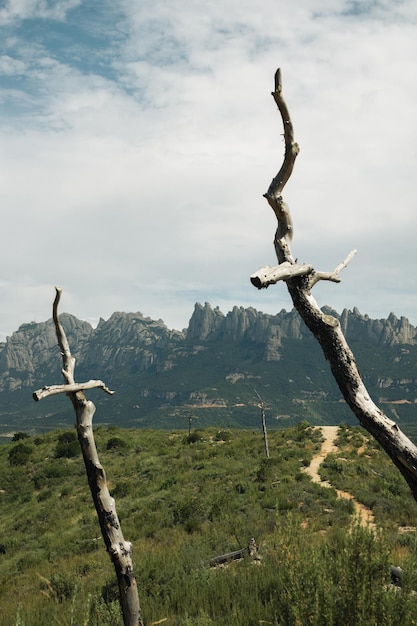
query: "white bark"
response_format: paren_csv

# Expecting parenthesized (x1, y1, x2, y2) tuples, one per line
(33, 380, 114, 401)
(251, 69, 417, 502)
(250, 262, 313, 289)
(33, 287, 143, 626)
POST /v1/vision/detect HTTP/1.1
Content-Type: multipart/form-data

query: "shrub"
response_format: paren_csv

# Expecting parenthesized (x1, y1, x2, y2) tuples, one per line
(55, 431, 79, 458)
(37, 489, 53, 502)
(40, 573, 77, 602)
(12, 432, 30, 442)
(112, 480, 132, 498)
(173, 497, 206, 533)
(8, 442, 32, 466)
(256, 457, 280, 483)
(101, 578, 119, 604)
(186, 431, 203, 444)
(93, 596, 124, 625)
(106, 437, 128, 451)
(215, 430, 232, 442)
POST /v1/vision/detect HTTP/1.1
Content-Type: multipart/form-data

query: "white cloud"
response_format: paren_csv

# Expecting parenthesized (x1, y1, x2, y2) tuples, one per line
(0, 0, 82, 25)
(0, 0, 416, 342)
(0, 54, 27, 75)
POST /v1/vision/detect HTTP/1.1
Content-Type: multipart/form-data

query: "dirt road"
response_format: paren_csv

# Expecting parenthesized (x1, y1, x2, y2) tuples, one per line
(304, 426, 375, 528)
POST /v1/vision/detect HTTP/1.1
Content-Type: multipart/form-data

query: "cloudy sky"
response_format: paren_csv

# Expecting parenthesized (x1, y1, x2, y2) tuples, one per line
(0, 0, 416, 340)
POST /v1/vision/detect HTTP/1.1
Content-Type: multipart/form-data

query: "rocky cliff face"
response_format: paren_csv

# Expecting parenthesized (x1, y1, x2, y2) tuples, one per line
(84, 311, 185, 376)
(186, 303, 417, 356)
(187, 302, 307, 344)
(338, 307, 417, 346)
(187, 302, 310, 362)
(0, 303, 415, 394)
(0, 314, 93, 391)
(0, 303, 416, 433)
(0, 311, 185, 392)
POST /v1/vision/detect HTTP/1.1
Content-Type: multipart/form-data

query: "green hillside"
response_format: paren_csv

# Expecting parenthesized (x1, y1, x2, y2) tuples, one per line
(1, 424, 417, 625)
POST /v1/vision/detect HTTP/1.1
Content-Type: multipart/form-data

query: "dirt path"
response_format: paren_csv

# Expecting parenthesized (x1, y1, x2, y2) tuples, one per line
(304, 426, 375, 528)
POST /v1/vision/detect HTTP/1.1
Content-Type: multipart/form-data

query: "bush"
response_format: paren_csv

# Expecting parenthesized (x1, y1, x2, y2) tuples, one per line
(8, 442, 32, 466)
(112, 480, 132, 498)
(173, 497, 206, 533)
(40, 573, 77, 602)
(187, 431, 203, 444)
(106, 437, 128, 451)
(12, 432, 30, 442)
(55, 431, 79, 458)
(101, 579, 119, 604)
(256, 457, 280, 483)
(215, 430, 232, 442)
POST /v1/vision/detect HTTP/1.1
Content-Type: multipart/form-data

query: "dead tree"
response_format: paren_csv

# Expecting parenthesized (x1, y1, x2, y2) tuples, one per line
(33, 288, 143, 626)
(250, 69, 417, 502)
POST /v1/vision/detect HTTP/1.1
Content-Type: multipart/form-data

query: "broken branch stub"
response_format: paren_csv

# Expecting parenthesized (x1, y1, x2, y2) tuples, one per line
(250, 69, 417, 502)
(33, 287, 143, 626)
(250, 262, 313, 289)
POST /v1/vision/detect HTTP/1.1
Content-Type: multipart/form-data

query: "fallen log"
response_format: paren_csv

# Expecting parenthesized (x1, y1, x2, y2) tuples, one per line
(209, 547, 247, 567)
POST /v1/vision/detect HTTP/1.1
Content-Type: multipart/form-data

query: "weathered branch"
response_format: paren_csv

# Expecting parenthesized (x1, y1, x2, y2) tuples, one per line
(33, 380, 115, 401)
(309, 250, 358, 287)
(250, 262, 313, 289)
(264, 69, 299, 264)
(53, 287, 76, 386)
(251, 69, 417, 503)
(33, 287, 143, 626)
(265, 69, 300, 202)
(250, 249, 356, 292)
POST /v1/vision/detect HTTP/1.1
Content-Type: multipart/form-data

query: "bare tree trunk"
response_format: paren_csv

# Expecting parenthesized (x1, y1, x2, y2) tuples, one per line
(250, 69, 417, 502)
(33, 288, 143, 626)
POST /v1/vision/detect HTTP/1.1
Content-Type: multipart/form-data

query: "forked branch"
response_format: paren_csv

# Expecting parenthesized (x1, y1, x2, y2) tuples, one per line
(250, 69, 417, 503)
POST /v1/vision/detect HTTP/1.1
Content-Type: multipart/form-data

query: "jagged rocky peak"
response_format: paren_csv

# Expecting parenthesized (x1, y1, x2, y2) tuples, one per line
(223, 306, 259, 340)
(187, 303, 417, 348)
(187, 302, 225, 341)
(186, 302, 307, 346)
(0, 313, 93, 366)
(339, 308, 417, 346)
(386, 313, 417, 345)
(0, 314, 94, 391)
(94, 311, 182, 336)
(86, 310, 185, 373)
(93, 311, 170, 341)
(0, 303, 415, 395)
(187, 302, 269, 342)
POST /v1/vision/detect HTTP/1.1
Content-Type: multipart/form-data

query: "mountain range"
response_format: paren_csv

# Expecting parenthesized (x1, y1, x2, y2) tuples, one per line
(0, 303, 416, 439)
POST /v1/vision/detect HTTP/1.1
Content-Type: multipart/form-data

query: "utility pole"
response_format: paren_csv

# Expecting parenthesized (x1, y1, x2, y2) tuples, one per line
(255, 390, 269, 458)
(183, 412, 198, 438)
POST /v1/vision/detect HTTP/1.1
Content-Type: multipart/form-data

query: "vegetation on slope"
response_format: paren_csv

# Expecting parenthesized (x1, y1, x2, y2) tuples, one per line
(0, 424, 416, 625)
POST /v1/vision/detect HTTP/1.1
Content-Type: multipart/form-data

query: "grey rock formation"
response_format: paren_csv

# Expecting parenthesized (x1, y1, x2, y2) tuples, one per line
(0, 303, 415, 433)
(0, 314, 93, 391)
(0, 304, 416, 393)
